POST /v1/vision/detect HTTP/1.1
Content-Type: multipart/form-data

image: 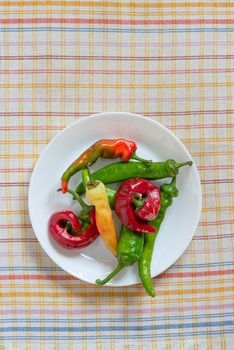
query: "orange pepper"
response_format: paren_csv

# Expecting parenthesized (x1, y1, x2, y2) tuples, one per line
(85, 178, 118, 256)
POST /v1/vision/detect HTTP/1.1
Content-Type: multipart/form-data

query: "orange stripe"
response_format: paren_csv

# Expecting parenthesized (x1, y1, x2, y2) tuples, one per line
(0, 1, 233, 8)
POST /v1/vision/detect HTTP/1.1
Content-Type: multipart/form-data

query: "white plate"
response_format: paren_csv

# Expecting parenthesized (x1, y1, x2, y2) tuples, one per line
(28, 112, 202, 286)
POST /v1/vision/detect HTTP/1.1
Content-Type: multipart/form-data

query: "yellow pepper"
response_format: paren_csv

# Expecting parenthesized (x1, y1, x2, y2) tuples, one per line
(85, 176, 118, 256)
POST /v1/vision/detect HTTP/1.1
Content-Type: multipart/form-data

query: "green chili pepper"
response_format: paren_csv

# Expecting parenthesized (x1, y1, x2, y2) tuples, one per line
(95, 225, 144, 285)
(76, 159, 192, 195)
(81, 168, 116, 209)
(138, 177, 178, 297)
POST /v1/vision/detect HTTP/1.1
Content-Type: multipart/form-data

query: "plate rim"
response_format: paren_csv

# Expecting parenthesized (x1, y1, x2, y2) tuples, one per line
(28, 112, 202, 286)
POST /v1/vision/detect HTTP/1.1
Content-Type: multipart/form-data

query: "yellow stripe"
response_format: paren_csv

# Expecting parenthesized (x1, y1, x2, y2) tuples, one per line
(2, 277, 233, 289)
(0, 1, 233, 8)
(0, 140, 47, 144)
(0, 285, 233, 298)
(0, 154, 39, 158)
(2, 82, 234, 88)
(1, 294, 232, 307)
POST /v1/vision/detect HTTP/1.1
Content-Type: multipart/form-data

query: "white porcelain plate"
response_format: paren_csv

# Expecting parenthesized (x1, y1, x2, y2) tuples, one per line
(28, 112, 202, 286)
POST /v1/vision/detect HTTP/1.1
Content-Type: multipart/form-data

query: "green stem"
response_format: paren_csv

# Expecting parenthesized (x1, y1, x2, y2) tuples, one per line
(64, 221, 82, 235)
(86, 164, 99, 189)
(95, 262, 126, 285)
(82, 168, 90, 187)
(67, 188, 91, 211)
(130, 192, 143, 209)
(57, 188, 91, 211)
(64, 222, 72, 231)
(131, 152, 152, 165)
(176, 160, 193, 169)
(170, 176, 177, 186)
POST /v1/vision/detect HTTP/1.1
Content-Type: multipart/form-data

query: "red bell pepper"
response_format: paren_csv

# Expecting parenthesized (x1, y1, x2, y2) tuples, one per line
(48, 189, 99, 249)
(61, 138, 151, 193)
(114, 178, 161, 234)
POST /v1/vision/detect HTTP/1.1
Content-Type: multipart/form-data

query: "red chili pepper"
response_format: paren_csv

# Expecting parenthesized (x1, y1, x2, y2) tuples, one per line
(48, 189, 99, 249)
(114, 178, 161, 234)
(61, 139, 151, 193)
(49, 208, 98, 249)
(130, 181, 161, 222)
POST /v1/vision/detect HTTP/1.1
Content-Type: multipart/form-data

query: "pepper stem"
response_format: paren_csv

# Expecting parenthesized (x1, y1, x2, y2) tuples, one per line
(86, 164, 99, 188)
(131, 152, 152, 165)
(86, 163, 94, 182)
(130, 192, 143, 209)
(57, 188, 91, 211)
(170, 177, 177, 186)
(63, 221, 82, 235)
(95, 262, 125, 285)
(176, 160, 193, 169)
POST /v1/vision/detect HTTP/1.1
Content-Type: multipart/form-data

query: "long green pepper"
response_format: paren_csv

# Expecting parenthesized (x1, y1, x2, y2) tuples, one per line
(138, 177, 179, 297)
(96, 225, 144, 285)
(76, 159, 192, 195)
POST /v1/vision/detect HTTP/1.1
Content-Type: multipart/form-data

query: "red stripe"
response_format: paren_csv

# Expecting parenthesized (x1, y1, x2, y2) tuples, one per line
(1, 110, 234, 117)
(0, 126, 63, 130)
(201, 179, 234, 184)
(161, 268, 234, 279)
(0, 168, 33, 172)
(198, 165, 234, 170)
(0, 224, 32, 229)
(199, 220, 234, 226)
(1, 123, 233, 131)
(1, 18, 234, 25)
(194, 233, 234, 240)
(0, 238, 37, 242)
(0, 274, 74, 280)
(0, 268, 233, 281)
(0, 182, 29, 187)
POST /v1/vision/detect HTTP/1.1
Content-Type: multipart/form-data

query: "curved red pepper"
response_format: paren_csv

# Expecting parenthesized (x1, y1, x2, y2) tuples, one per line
(49, 208, 99, 249)
(61, 138, 151, 193)
(131, 180, 161, 221)
(114, 178, 161, 234)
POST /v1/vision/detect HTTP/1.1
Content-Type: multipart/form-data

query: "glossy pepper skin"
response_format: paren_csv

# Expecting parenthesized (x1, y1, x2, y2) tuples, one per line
(96, 225, 144, 285)
(76, 159, 193, 195)
(129, 179, 161, 221)
(138, 177, 179, 297)
(49, 208, 98, 249)
(82, 168, 116, 210)
(114, 178, 161, 234)
(61, 138, 151, 193)
(85, 168, 118, 256)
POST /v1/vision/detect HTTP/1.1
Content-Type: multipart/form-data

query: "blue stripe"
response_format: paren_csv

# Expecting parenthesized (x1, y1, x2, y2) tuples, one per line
(1, 312, 233, 324)
(0, 27, 234, 33)
(0, 261, 232, 271)
(1, 330, 234, 341)
(1, 320, 234, 332)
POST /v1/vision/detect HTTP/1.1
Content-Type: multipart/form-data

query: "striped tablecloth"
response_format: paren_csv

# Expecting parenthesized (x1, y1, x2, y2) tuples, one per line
(1, 1, 233, 349)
